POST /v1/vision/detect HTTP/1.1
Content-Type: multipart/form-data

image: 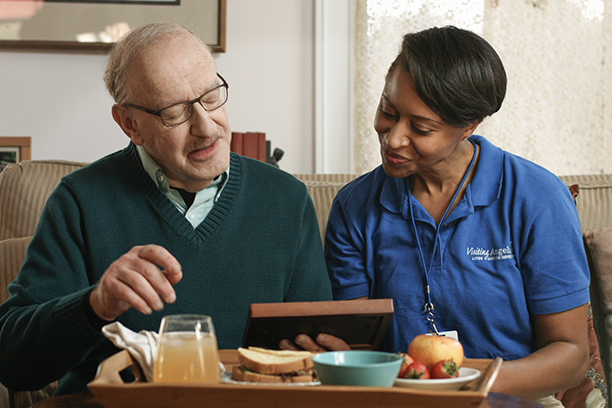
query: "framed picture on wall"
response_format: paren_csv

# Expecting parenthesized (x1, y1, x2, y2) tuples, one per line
(0, 137, 31, 173)
(0, 146, 19, 173)
(0, 0, 226, 52)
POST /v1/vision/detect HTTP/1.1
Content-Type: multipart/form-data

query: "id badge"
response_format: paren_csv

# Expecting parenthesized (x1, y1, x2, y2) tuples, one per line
(426, 330, 459, 341)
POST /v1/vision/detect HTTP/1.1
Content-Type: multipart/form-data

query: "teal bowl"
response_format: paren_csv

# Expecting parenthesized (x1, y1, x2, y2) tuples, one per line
(313, 351, 402, 387)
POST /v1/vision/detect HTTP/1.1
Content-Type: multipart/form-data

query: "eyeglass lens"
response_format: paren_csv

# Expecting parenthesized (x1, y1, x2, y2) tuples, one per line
(160, 83, 228, 126)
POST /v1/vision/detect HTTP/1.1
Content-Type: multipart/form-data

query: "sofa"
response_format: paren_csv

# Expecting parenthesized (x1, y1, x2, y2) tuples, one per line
(0, 160, 611, 408)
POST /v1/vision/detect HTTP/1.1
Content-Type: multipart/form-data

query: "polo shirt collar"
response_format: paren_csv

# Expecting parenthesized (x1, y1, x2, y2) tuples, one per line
(379, 171, 406, 215)
(468, 135, 503, 208)
(377, 135, 502, 216)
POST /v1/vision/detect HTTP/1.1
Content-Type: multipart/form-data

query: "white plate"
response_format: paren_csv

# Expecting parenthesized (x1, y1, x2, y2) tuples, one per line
(221, 371, 321, 386)
(394, 367, 481, 391)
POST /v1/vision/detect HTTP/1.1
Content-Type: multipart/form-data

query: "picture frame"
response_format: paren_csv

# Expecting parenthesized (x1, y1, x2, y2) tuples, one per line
(0, 137, 31, 173)
(242, 298, 394, 351)
(0, 0, 226, 52)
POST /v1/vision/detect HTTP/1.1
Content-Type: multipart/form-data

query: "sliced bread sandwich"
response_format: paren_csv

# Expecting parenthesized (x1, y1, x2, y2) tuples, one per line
(231, 347, 316, 383)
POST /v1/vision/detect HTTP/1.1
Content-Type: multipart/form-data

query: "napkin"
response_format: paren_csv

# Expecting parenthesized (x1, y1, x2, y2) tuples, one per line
(102, 322, 159, 382)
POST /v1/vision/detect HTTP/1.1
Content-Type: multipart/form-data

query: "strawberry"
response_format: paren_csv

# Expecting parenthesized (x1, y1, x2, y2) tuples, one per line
(430, 359, 459, 379)
(401, 361, 430, 379)
(397, 353, 414, 378)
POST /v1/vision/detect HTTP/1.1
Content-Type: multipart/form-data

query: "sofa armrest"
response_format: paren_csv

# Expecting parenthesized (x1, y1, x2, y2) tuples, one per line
(0, 160, 87, 240)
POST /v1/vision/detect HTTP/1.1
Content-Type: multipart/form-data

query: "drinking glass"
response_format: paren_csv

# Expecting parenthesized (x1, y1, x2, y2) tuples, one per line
(153, 314, 221, 383)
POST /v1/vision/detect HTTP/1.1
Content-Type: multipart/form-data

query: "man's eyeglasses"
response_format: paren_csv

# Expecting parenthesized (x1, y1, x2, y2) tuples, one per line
(125, 73, 229, 127)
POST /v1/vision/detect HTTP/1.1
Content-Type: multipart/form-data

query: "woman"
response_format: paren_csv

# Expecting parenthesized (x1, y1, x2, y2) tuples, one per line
(293, 26, 590, 405)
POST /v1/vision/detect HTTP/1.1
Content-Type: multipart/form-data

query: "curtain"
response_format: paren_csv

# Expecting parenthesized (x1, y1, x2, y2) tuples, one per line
(354, 0, 612, 177)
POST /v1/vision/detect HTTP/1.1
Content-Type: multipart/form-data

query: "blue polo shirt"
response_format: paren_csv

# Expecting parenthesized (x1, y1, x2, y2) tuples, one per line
(325, 135, 590, 360)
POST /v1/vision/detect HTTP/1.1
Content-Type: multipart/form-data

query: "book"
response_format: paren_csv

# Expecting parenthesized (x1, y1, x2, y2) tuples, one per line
(256, 132, 267, 162)
(266, 140, 272, 163)
(230, 132, 243, 155)
(242, 298, 394, 350)
(242, 132, 259, 160)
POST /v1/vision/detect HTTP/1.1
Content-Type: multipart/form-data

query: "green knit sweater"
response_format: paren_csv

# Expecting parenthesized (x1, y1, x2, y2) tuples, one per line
(0, 143, 332, 395)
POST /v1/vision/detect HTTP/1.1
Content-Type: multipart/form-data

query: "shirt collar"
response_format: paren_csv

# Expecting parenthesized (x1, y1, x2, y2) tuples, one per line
(467, 135, 502, 207)
(136, 144, 229, 200)
(377, 135, 502, 216)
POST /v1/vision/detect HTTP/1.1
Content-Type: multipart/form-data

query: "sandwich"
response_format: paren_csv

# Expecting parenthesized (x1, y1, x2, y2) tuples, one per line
(231, 347, 317, 383)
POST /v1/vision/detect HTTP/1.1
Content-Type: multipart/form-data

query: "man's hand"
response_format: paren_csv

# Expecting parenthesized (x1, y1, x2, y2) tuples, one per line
(89, 245, 183, 321)
(279, 333, 351, 352)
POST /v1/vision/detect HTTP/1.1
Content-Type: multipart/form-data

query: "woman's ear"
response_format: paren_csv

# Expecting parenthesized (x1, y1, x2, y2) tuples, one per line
(112, 104, 144, 145)
(462, 120, 482, 140)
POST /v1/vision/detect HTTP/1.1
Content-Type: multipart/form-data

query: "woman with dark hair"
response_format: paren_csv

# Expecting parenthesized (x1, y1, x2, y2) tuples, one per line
(290, 26, 590, 405)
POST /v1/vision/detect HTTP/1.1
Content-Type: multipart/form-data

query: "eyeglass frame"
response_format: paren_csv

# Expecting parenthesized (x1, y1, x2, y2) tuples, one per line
(124, 73, 229, 128)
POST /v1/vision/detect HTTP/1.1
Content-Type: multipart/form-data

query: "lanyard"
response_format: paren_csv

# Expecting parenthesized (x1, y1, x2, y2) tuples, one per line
(408, 141, 478, 334)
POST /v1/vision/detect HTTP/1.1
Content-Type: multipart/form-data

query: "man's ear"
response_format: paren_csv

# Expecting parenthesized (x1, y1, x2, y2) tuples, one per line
(112, 104, 144, 145)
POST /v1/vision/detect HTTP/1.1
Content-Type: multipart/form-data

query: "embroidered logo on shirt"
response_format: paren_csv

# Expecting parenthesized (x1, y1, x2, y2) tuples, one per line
(467, 244, 514, 261)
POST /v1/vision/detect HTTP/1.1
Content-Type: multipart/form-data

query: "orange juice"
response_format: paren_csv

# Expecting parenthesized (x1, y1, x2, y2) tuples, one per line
(153, 331, 221, 383)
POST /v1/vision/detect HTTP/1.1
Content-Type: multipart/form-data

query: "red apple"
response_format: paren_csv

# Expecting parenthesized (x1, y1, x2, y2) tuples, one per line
(407, 334, 464, 371)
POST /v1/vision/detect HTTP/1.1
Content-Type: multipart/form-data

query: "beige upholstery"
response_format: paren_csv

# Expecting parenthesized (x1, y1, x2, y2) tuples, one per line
(293, 174, 359, 241)
(559, 174, 612, 233)
(0, 160, 88, 240)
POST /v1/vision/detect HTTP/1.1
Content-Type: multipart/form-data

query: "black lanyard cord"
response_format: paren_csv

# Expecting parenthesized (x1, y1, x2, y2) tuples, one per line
(407, 141, 479, 333)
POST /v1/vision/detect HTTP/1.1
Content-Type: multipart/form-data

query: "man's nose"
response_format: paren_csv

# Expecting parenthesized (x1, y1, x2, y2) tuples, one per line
(189, 102, 216, 134)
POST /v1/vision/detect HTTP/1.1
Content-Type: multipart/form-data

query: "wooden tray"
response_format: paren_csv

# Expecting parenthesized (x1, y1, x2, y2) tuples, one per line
(88, 349, 502, 408)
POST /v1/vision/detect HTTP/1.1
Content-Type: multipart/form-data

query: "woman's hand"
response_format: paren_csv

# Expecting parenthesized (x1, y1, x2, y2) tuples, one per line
(279, 333, 351, 352)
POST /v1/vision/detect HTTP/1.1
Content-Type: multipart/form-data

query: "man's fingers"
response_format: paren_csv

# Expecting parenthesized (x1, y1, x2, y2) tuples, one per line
(162, 267, 183, 287)
(92, 245, 182, 320)
(107, 278, 155, 315)
(91, 274, 154, 320)
(129, 256, 177, 305)
(138, 245, 182, 276)
(134, 245, 182, 303)
(115, 267, 167, 311)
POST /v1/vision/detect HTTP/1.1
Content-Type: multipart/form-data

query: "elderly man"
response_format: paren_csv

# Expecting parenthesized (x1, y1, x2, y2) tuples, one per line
(0, 22, 331, 396)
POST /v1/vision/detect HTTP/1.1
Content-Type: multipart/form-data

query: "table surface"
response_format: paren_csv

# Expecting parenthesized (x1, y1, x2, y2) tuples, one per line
(33, 390, 544, 408)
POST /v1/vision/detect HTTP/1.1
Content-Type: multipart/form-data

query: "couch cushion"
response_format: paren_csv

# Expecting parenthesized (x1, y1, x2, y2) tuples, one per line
(293, 174, 359, 241)
(0, 160, 87, 240)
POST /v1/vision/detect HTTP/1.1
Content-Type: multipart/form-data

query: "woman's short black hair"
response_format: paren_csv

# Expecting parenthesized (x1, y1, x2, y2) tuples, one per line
(388, 26, 507, 128)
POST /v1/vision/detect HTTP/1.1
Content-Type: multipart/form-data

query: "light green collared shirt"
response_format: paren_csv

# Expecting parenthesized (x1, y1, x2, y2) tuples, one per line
(136, 145, 229, 229)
